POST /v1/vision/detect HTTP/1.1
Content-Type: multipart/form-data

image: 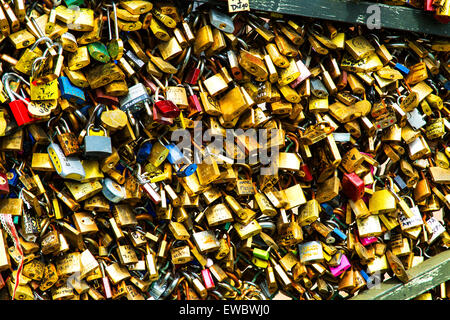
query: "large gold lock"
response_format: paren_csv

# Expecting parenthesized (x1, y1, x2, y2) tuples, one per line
(205, 203, 234, 227)
(113, 204, 138, 228)
(194, 15, 213, 55)
(278, 220, 303, 246)
(72, 212, 99, 235)
(369, 182, 397, 214)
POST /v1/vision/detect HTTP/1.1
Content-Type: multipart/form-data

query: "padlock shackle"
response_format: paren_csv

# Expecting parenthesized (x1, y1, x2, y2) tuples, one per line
(402, 195, 415, 208)
(111, 1, 120, 40)
(236, 37, 248, 51)
(177, 46, 192, 77)
(2, 72, 30, 101)
(59, 118, 71, 133)
(85, 103, 105, 131)
(30, 36, 54, 51)
(86, 123, 107, 137)
(31, 56, 47, 79)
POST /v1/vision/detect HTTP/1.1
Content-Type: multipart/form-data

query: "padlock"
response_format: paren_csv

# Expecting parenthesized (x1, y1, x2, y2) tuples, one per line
(119, 80, 153, 117)
(84, 124, 112, 159)
(193, 15, 213, 56)
(341, 171, 365, 202)
(153, 87, 181, 118)
(55, 118, 80, 157)
(102, 177, 125, 204)
(2, 72, 39, 127)
(369, 180, 397, 214)
(14, 36, 50, 75)
(58, 76, 85, 104)
(47, 142, 85, 181)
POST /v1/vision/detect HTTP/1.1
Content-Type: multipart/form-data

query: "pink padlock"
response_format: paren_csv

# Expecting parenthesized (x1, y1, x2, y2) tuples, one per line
(102, 276, 112, 299)
(201, 268, 215, 290)
(360, 236, 378, 246)
(424, 0, 434, 11)
(290, 59, 311, 89)
(329, 254, 351, 277)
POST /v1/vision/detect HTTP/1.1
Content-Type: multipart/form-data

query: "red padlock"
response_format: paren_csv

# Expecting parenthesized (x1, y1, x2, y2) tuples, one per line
(0, 172, 9, 195)
(342, 172, 365, 201)
(94, 88, 119, 106)
(138, 74, 158, 95)
(184, 58, 203, 85)
(434, 13, 450, 23)
(186, 85, 203, 117)
(100, 261, 112, 299)
(3, 73, 39, 127)
(153, 88, 180, 118)
(153, 104, 174, 125)
(301, 163, 314, 182)
(154, 99, 180, 119)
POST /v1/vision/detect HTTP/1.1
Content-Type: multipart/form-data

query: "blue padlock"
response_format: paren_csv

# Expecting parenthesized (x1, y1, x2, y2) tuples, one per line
(321, 203, 334, 216)
(136, 141, 153, 164)
(59, 76, 86, 105)
(445, 81, 450, 91)
(175, 163, 197, 177)
(7, 170, 19, 187)
(145, 203, 157, 218)
(332, 228, 347, 241)
(393, 175, 407, 192)
(165, 143, 184, 164)
(160, 137, 197, 177)
(392, 62, 409, 75)
(359, 269, 371, 282)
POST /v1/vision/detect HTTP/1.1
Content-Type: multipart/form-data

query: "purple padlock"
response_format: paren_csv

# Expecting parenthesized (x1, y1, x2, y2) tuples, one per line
(329, 254, 351, 277)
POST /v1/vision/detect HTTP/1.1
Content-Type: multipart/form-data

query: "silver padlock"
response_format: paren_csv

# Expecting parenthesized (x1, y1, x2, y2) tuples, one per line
(398, 196, 423, 231)
(124, 49, 146, 71)
(406, 108, 427, 130)
(208, 9, 235, 34)
(298, 240, 323, 264)
(102, 177, 125, 203)
(84, 124, 112, 159)
(148, 272, 171, 300)
(426, 217, 446, 244)
(408, 136, 428, 159)
(119, 82, 152, 115)
(47, 142, 86, 181)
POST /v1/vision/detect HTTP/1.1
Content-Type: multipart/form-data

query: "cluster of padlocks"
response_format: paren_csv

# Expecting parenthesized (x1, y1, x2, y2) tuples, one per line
(0, 0, 448, 300)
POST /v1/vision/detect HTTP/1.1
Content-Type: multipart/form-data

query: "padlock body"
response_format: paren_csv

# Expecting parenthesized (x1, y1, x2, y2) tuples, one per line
(119, 83, 150, 113)
(154, 99, 180, 118)
(342, 172, 365, 201)
(84, 135, 113, 159)
(9, 98, 38, 126)
(59, 76, 86, 104)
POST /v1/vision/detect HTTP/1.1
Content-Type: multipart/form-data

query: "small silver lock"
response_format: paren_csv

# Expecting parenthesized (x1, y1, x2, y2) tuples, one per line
(84, 124, 112, 159)
(124, 49, 145, 71)
(101, 177, 125, 203)
(208, 8, 235, 34)
(298, 241, 324, 264)
(406, 108, 427, 130)
(119, 82, 152, 115)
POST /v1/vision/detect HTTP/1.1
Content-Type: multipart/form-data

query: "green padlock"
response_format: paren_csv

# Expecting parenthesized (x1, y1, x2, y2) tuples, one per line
(87, 42, 111, 63)
(64, 0, 85, 8)
(253, 248, 270, 261)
